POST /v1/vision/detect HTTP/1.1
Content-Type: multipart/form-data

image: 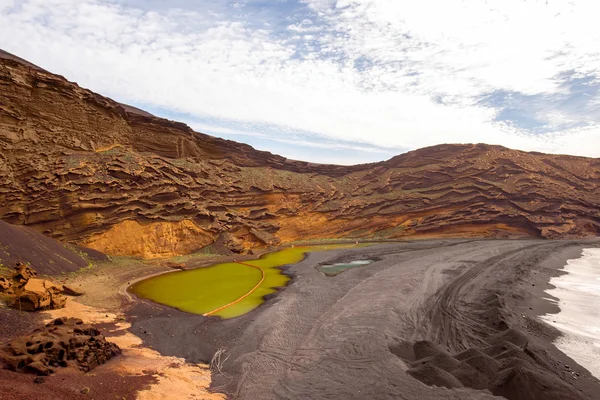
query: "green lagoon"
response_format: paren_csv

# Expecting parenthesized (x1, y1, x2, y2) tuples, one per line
(131, 244, 360, 319)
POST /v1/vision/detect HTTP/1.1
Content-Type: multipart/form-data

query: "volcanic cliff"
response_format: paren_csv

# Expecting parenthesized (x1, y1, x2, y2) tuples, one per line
(1, 50, 599, 258)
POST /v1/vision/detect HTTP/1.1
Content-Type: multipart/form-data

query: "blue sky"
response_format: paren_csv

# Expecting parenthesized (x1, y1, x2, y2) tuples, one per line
(1, 0, 600, 164)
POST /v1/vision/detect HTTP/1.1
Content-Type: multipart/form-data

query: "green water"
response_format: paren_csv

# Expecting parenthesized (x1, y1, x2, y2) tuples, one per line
(132, 244, 359, 319)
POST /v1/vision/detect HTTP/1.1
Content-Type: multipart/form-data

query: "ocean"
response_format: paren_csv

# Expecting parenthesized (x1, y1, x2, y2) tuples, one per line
(540, 248, 600, 379)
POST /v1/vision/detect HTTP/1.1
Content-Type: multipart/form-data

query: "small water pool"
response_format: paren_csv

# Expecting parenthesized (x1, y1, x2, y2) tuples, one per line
(131, 244, 363, 319)
(318, 259, 375, 276)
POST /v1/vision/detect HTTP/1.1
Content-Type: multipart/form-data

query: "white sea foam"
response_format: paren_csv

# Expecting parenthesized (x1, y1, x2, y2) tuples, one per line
(540, 248, 600, 378)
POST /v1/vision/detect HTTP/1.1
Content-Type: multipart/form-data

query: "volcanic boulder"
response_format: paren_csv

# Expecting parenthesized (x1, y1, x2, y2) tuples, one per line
(12, 263, 37, 283)
(13, 278, 66, 311)
(0, 263, 74, 311)
(0, 317, 121, 375)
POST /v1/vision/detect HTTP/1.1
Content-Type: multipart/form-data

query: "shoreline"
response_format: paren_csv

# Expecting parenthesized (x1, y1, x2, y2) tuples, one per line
(4, 238, 600, 399)
(126, 242, 402, 364)
(126, 242, 370, 319)
(539, 247, 600, 379)
(128, 239, 600, 399)
(94, 237, 600, 400)
(511, 240, 600, 395)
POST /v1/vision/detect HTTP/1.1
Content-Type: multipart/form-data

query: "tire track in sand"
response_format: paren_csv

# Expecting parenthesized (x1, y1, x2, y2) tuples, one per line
(411, 242, 559, 353)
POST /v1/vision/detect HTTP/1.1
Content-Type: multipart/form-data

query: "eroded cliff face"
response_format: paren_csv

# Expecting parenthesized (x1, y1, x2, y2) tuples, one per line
(1, 52, 599, 258)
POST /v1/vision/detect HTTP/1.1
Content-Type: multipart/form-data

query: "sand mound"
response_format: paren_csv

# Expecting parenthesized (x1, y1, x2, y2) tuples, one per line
(389, 341, 415, 362)
(498, 357, 538, 372)
(491, 364, 584, 400)
(477, 306, 509, 331)
(454, 347, 503, 379)
(411, 352, 461, 373)
(408, 342, 586, 400)
(413, 340, 447, 360)
(487, 328, 530, 347)
(451, 361, 489, 390)
(495, 347, 535, 364)
(454, 347, 486, 361)
(404, 325, 586, 400)
(407, 363, 464, 389)
(482, 340, 522, 358)
(463, 353, 500, 378)
(481, 292, 505, 308)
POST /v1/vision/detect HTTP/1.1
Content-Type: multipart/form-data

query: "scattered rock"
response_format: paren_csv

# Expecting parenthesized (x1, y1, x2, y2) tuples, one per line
(165, 262, 186, 271)
(215, 232, 245, 254)
(0, 277, 12, 293)
(61, 285, 84, 296)
(0, 263, 72, 311)
(33, 376, 45, 384)
(13, 263, 37, 283)
(13, 278, 66, 311)
(81, 387, 90, 394)
(0, 317, 121, 375)
(249, 228, 280, 247)
(25, 361, 53, 376)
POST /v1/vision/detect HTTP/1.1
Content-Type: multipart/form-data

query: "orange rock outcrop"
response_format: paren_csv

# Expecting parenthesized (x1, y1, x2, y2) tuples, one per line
(0, 264, 68, 311)
(1, 50, 599, 257)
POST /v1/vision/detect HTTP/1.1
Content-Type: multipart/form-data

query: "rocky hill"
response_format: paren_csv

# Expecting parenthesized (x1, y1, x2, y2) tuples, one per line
(1, 50, 599, 258)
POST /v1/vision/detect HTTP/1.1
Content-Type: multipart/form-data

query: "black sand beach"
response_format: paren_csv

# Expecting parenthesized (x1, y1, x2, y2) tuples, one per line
(127, 239, 600, 399)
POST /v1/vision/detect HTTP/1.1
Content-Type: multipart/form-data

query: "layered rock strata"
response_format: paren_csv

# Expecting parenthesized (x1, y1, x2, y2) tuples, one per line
(1, 51, 599, 257)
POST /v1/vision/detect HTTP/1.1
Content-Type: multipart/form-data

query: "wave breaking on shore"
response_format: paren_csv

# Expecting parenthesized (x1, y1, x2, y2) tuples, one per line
(541, 248, 600, 379)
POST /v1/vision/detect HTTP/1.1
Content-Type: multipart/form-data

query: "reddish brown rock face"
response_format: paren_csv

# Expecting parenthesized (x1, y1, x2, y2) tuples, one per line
(0, 52, 599, 257)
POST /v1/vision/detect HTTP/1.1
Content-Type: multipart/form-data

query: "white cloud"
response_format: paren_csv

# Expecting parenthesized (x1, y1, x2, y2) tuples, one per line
(187, 123, 268, 139)
(1, 0, 600, 162)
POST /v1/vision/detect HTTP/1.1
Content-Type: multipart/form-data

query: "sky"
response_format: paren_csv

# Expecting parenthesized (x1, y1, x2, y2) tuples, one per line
(1, 0, 600, 164)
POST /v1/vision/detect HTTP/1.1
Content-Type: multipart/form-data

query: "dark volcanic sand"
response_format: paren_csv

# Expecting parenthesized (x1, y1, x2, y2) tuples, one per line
(127, 239, 600, 399)
(0, 308, 41, 344)
(0, 220, 103, 275)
